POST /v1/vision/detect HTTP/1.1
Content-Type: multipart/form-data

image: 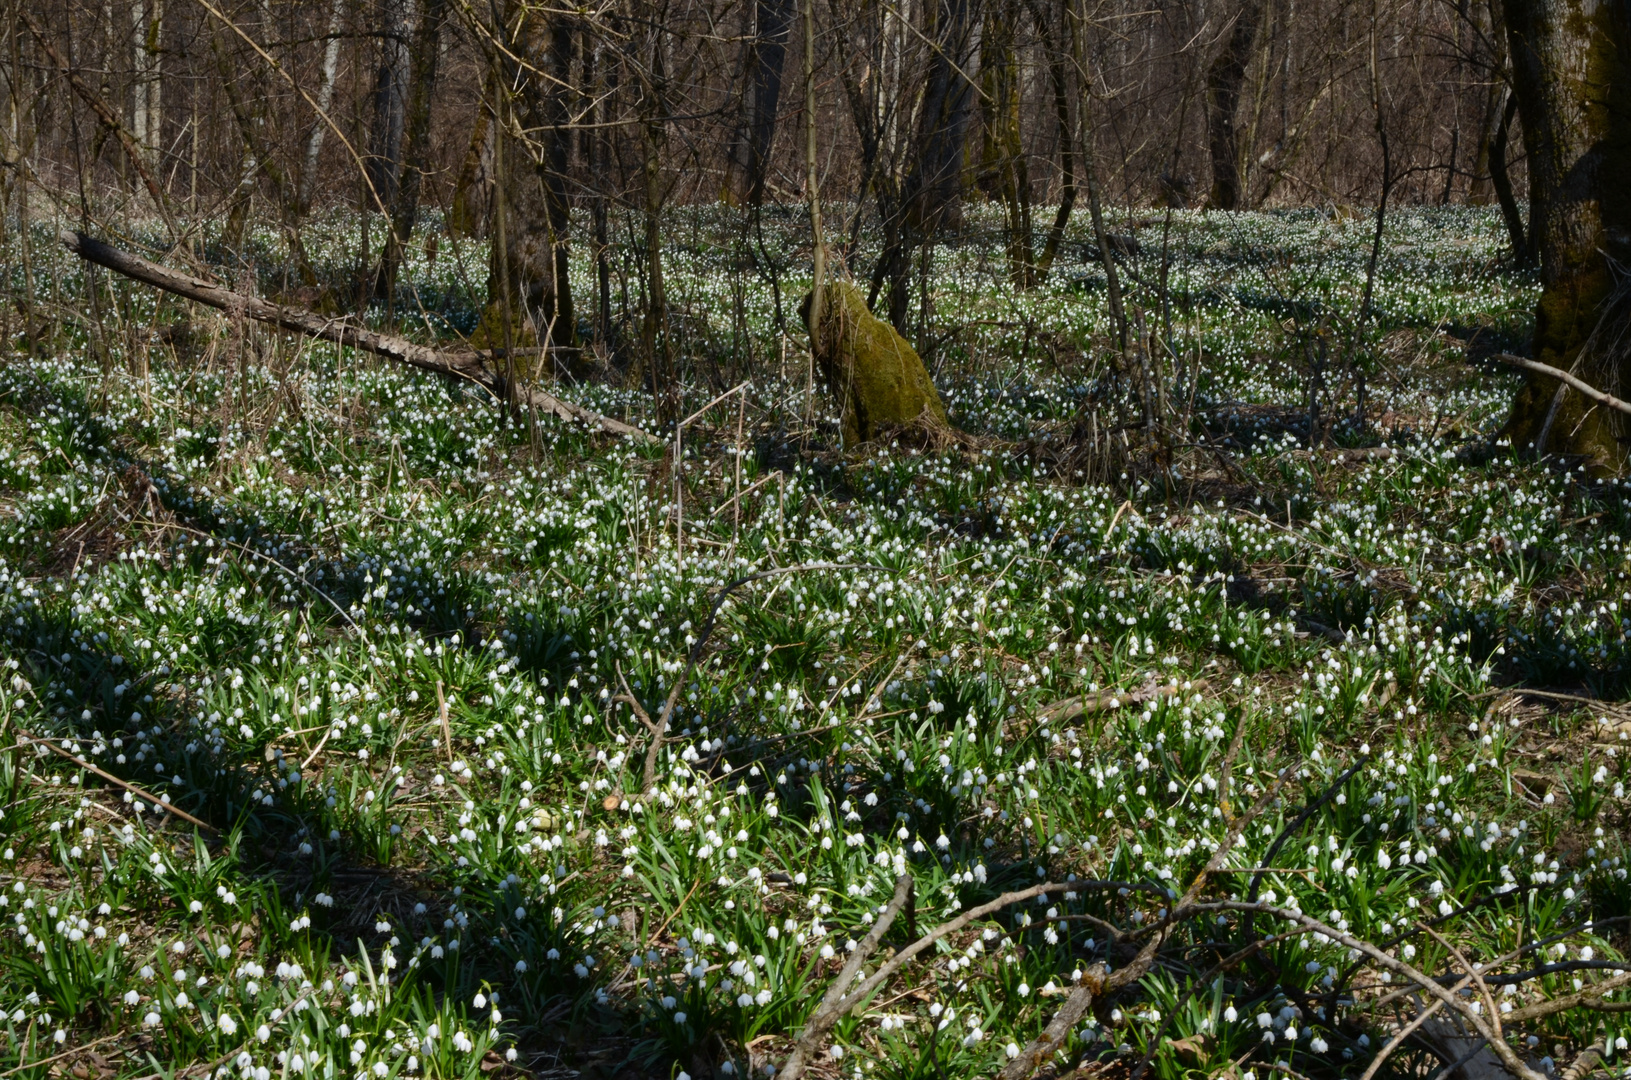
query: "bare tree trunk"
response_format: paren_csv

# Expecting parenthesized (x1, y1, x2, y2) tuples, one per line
(1205, 0, 1267, 209)
(131, 0, 161, 160)
(978, 0, 1034, 287)
(448, 64, 495, 236)
(300, 0, 348, 213)
(640, 11, 675, 420)
(903, 0, 979, 236)
(1501, 0, 1630, 467)
(1030, 0, 1075, 281)
(1487, 88, 1532, 264)
(725, 0, 794, 205)
(478, 6, 577, 352)
(803, 0, 825, 338)
(367, 0, 412, 210)
(377, 0, 447, 306)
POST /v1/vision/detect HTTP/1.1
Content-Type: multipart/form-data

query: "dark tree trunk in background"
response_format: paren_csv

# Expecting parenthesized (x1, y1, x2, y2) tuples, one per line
(1205, 0, 1266, 209)
(1502, 0, 1630, 468)
(978, 0, 1034, 287)
(725, 0, 793, 205)
(479, 10, 577, 352)
(903, 0, 979, 236)
(874, 0, 977, 333)
(1030, 0, 1075, 281)
(378, 0, 447, 306)
(1487, 89, 1533, 265)
(368, 0, 412, 210)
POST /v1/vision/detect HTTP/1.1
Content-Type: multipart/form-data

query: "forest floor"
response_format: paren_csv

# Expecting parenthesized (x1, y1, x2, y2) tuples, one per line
(0, 204, 1627, 1080)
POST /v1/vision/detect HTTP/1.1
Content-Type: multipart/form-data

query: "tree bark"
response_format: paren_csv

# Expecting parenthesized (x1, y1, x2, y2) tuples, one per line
(902, 0, 979, 236)
(367, 0, 413, 210)
(478, 8, 578, 352)
(1030, 0, 1075, 281)
(1500, 0, 1630, 468)
(377, 0, 447, 305)
(725, 0, 794, 205)
(978, 0, 1035, 287)
(1487, 89, 1532, 265)
(1205, 0, 1267, 209)
(299, 0, 348, 213)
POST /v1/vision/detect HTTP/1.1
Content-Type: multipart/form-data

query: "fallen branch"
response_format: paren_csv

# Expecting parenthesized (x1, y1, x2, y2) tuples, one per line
(57, 231, 657, 443)
(12, 729, 216, 833)
(1037, 679, 1204, 725)
(777, 873, 915, 1080)
(1000, 755, 1293, 1080)
(1493, 354, 1631, 419)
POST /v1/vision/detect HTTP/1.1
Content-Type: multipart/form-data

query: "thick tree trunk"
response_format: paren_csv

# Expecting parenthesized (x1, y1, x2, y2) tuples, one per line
(448, 65, 495, 236)
(902, 0, 979, 236)
(724, 0, 793, 205)
(1501, 0, 1630, 468)
(477, 10, 577, 352)
(977, 0, 1034, 287)
(1204, 0, 1266, 210)
(377, 0, 447, 305)
(367, 0, 413, 210)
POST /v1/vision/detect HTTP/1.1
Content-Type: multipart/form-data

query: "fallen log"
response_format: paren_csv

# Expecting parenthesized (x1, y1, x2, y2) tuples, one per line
(59, 230, 658, 444)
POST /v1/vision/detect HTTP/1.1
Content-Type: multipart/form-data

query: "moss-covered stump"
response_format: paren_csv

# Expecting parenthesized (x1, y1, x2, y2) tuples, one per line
(800, 281, 951, 447)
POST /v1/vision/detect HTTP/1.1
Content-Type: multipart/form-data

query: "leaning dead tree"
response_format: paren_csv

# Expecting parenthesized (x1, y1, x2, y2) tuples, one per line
(59, 231, 656, 444)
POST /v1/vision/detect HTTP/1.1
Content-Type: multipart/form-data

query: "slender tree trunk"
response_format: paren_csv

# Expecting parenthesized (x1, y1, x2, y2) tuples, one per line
(584, 35, 613, 344)
(1501, 0, 1630, 467)
(1031, 0, 1075, 281)
(300, 0, 348, 213)
(640, 15, 675, 420)
(725, 0, 794, 205)
(1487, 88, 1532, 265)
(1204, 0, 1267, 209)
(1467, 0, 1506, 204)
(803, 0, 824, 339)
(131, 0, 160, 160)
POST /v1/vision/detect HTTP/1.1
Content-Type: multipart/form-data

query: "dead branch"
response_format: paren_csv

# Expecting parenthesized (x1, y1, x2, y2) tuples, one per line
(1493, 354, 1631, 419)
(56, 231, 658, 443)
(777, 873, 915, 1080)
(1037, 679, 1205, 725)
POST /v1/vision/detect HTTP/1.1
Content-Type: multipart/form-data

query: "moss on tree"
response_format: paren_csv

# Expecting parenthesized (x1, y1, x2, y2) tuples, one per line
(800, 281, 951, 447)
(1500, 0, 1630, 472)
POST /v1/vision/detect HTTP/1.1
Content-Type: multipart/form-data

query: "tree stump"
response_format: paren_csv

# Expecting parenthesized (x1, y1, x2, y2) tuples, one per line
(801, 281, 950, 447)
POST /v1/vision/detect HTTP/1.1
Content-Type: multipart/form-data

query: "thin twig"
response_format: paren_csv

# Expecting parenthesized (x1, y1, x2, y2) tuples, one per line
(12, 731, 215, 832)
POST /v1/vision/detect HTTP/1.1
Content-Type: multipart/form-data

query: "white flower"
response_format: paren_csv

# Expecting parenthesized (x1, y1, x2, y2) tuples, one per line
(1006, 1044, 1021, 1059)
(219, 1014, 238, 1036)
